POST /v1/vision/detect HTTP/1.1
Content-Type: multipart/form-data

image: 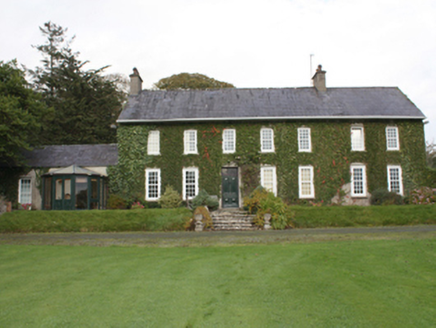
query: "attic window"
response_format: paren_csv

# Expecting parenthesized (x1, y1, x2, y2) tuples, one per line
(261, 128, 274, 153)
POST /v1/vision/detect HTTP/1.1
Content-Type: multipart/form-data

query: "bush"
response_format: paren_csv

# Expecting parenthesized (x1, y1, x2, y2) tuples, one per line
(371, 188, 404, 205)
(131, 202, 144, 210)
(191, 189, 219, 211)
(408, 187, 436, 205)
(185, 206, 214, 231)
(107, 194, 129, 209)
(158, 185, 182, 208)
(243, 186, 295, 229)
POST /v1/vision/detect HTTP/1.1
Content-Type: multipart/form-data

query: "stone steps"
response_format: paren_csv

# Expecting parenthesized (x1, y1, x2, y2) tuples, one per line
(211, 210, 257, 231)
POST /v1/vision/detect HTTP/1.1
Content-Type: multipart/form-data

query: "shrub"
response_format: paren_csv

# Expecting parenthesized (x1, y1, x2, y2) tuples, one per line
(191, 189, 219, 211)
(107, 194, 128, 209)
(158, 185, 182, 208)
(131, 202, 144, 210)
(408, 187, 436, 205)
(371, 188, 404, 205)
(185, 206, 214, 231)
(243, 186, 295, 229)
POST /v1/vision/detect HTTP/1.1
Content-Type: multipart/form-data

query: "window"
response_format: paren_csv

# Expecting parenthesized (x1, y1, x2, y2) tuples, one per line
(299, 166, 314, 198)
(261, 128, 274, 152)
(145, 169, 161, 201)
(183, 167, 199, 200)
(350, 164, 367, 197)
(222, 129, 236, 153)
(387, 165, 403, 195)
(298, 127, 311, 152)
(18, 178, 32, 204)
(147, 130, 160, 155)
(351, 126, 365, 151)
(260, 166, 277, 196)
(184, 130, 197, 154)
(386, 127, 399, 151)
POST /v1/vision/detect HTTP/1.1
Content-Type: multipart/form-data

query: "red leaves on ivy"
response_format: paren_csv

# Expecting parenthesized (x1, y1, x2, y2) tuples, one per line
(332, 159, 336, 166)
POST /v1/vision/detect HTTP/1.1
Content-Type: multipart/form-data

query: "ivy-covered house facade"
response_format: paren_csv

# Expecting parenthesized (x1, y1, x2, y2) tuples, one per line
(113, 67, 428, 207)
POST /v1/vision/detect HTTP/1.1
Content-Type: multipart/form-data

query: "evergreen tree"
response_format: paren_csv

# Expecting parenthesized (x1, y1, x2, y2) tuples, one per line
(0, 60, 51, 166)
(29, 22, 126, 145)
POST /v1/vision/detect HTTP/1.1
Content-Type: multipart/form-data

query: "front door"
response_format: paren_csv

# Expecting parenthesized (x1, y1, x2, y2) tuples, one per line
(222, 167, 239, 208)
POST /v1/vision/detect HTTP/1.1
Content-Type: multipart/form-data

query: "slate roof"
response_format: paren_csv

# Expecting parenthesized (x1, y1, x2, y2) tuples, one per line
(22, 144, 118, 167)
(117, 87, 425, 123)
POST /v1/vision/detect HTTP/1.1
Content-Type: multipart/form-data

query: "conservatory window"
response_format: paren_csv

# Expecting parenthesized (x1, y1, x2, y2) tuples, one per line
(222, 129, 236, 153)
(184, 130, 197, 154)
(260, 166, 277, 196)
(183, 167, 199, 200)
(350, 164, 367, 197)
(299, 166, 314, 198)
(386, 127, 400, 151)
(145, 168, 161, 201)
(298, 127, 311, 152)
(387, 165, 403, 195)
(261, 128, 274, 152)
(147, 130, 160, 155)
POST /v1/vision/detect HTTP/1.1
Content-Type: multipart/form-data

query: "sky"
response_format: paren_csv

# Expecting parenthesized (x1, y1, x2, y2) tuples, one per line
(2, 0, 435, 142)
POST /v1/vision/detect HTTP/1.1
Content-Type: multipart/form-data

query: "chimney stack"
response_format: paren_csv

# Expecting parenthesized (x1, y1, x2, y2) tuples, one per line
(312, 64, 326, 92)
(129, 67, 143, 95)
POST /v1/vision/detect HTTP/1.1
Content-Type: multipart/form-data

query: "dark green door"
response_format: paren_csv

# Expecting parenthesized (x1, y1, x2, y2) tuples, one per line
(53, 177, 74, 210)
(222, 168, 239, 208)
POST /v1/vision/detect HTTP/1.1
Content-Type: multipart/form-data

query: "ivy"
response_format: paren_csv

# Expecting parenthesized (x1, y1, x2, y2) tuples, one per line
(112, 119, 430, 204)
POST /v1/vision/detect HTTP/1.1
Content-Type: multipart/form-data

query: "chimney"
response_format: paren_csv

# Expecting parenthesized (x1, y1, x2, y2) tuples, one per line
(129, 67, 143, 95)
(312, 64, 326, 92)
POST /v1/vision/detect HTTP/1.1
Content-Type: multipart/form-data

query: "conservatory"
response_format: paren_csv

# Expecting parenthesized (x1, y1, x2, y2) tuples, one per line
(41, 165, 107, 210)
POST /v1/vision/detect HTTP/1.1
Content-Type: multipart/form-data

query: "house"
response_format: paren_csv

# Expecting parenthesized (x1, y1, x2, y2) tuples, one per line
(114, 66, 428, 207)
(16, 144, 118, 210)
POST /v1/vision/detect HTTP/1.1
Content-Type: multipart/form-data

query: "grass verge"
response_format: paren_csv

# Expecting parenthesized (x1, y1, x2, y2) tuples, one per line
(0, 238, 435, 327)
(0, 208, 191, 233)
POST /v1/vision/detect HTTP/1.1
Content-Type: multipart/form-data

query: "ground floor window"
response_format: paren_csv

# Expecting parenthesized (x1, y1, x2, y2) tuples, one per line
(18, 178, 32, 204)
(183, 167, 199, 200)
(387, 165, 403, 195)
(351, 164, 367, 197)
(260, 166, 277, 196)
(299, 166, 314, 198)
(145, 168, 161, 201)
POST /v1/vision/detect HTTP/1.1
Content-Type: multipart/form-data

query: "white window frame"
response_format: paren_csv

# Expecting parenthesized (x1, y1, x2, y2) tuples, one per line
(222, 129, 236, 154)
(18, 178, 32, 204)
(183, 167, 199, 200)
(260, 166, 277, 196)
(260, 128, 275, 153)
(145, 168, 161, 201)
(350, 164, 367, 197)
(298, 165, 315, 199)
(386, 126, 400, 151)
(184, 130, 198, 154)
(387, 165, 403, 195)
(147, 130, 160, 155)
(351, 125, 365, 151)
(298, 127, 312, 152)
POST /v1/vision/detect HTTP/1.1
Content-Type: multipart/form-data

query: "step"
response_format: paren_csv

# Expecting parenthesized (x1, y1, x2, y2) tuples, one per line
(210, 210, 257, 231)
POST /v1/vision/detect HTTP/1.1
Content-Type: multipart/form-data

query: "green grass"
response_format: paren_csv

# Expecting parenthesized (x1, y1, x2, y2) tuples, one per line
(0, 238, 435, 327)
(291, 205, 436, 228)
(0, 208, 191, 233)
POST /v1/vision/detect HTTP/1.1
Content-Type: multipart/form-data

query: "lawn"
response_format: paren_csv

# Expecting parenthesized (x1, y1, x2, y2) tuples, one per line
(1, 238, 435, 327)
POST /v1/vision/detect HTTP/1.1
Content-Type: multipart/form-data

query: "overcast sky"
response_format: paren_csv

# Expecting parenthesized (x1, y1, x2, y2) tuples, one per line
(2, 0, 435, 142)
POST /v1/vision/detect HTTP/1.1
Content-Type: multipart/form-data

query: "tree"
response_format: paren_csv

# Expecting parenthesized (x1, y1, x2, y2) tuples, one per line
(29, 22, 126, 145)
(153, 72, 235, 90)
(0, 60, 51, 166)
(426, 141, 436, 168)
